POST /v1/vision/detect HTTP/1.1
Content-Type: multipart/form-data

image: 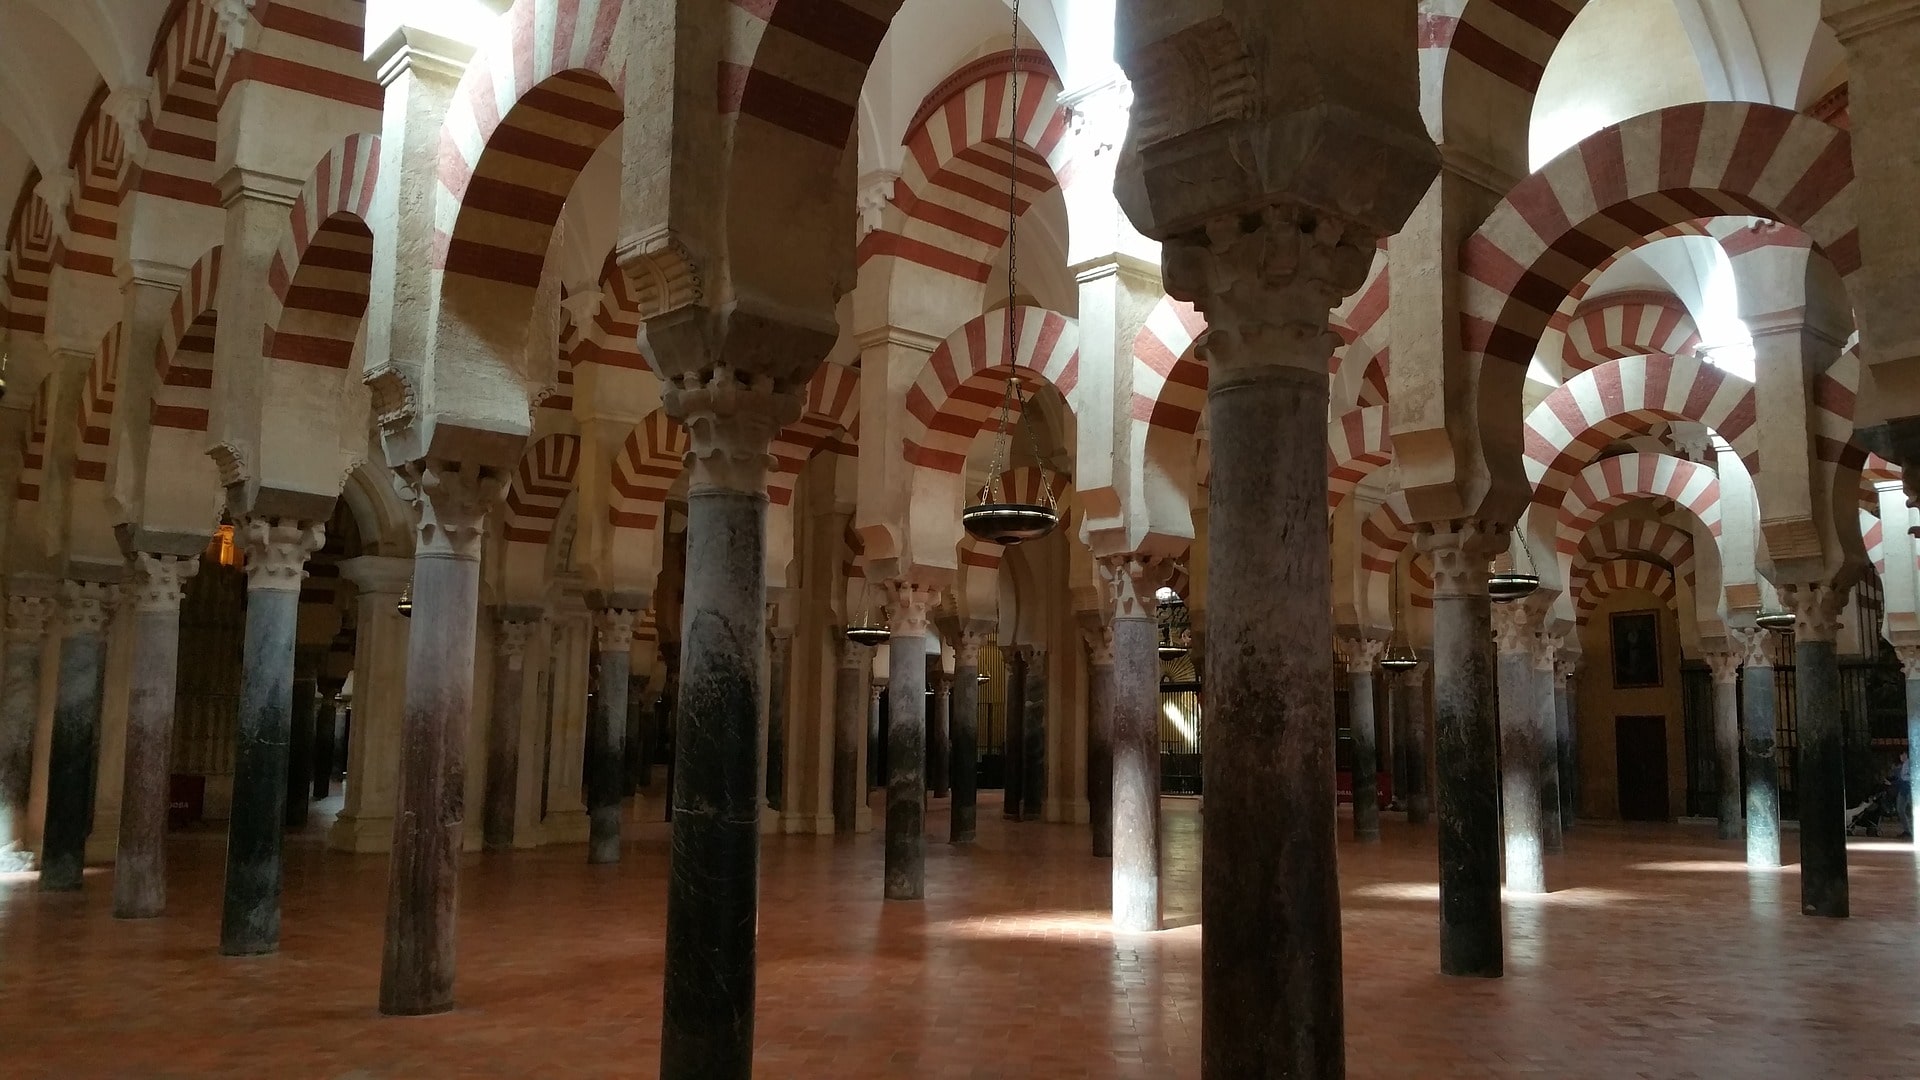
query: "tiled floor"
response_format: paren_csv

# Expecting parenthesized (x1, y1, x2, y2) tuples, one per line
(2, 795, 1917, 1079)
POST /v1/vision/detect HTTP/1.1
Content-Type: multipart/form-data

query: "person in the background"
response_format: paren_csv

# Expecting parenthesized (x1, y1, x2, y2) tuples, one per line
(1895, 751, 1913, 841)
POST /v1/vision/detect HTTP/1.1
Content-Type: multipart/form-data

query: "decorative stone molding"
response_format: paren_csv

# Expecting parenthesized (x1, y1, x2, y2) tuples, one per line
(663, 366, 802, 496)
(127, 553, 199, 614)
(58, 580, 115, 638)
(869, 682, 884, 705)
(594, 608, 638, 653)
(392, 458, 507, 561)
(212, 0, 258, 52)
(240, 517, 325, 592)
(208, 442, 250, 496)
(616, 228, 703, 318)
(496, 617, 538, 667)
(855, 172, 898, 240)
(1161, 205, 1377, 380)
(363, 367, 419, 438)
(881, 580, 940, 638)
(954, 628, 989, 668)
(104, 82, 152, 164)
(1083, 624, 1116, 667)
(1531, 630, 1563, 673)
(1733, 626, 1773, 670)
(34, 172, 75, 243)
(1778, 582, 1847, 643)
(1341, 635, 1386, 671)
(1123, 20, 1255, 148)
(1896, 644, 1920, 681)
(1702, 648, 1744, 685)
(1490, 601, 1536, 656)
(1095, 553, 1176, 623)
(4, 595, 57, 643)
(1416, 522, 1511, 599)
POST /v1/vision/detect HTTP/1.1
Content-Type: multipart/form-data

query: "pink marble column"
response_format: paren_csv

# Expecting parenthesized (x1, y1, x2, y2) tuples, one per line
(112, 554, 198, 919)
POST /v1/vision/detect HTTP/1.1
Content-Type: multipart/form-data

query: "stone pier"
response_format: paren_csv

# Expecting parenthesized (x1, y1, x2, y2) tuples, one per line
(1002, 646, 1027, 819)
(41, 580, 114, 892)
(0, 592, 55, 871)
(1100, 554, 1172, 930)
(1082, 622, 1114, 857)
(113, 554, 197, 919)
(484, 610, 539, 851)
(950, 629, 985, 844)
(587, 605, 639, 864)
(882, 581, 936, 901)
(1019, 647, 1047, 821)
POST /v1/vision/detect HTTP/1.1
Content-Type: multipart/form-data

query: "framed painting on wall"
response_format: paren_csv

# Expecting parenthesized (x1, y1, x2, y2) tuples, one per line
(1610, 609, 1662, 688)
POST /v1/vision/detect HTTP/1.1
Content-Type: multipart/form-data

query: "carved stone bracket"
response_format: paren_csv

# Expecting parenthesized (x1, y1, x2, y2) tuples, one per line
(363, 367, 420, 441)
(1531, 630, 1564, 673)
(496, 616, 539, 668)
(240, 517, 325, 593)
(1341, 635, 1386, 672)
(839, 633, 873, 670)
(594, 608, 639, 654)
(59, 580, 115, 638)
(882, 580, 941, 638)
(392, 458, 507, 561)
(954, 628, 989, 668)
(1083, 624, 1116, 667)
(616, 229, 704, 319)
(4, 595, 57, 643)
(1778, 582, 1848, 644)
(128, 552, 200, 614)
(1096, 553, 1177, 623)
(1733, 626, 1774, 670)
(1490, 601, 1536, 656)
(1702, 647, 1744, 686)
(1416, 521, 1511, 600)
(663, 366, 802, 496)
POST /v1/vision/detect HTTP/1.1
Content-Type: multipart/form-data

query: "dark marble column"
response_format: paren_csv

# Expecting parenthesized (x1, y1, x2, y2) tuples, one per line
(1082, 623, 1115, 857)
(221, 518, 324, 953)
(866, 681, 883, 789)
(1020, 647, 1048, 821)
(1736, 629, 1782, 867)
(1100, 555, 1172, 930)
(380, 463, 497, 1015)
(283, 658, 319, 829)
(484, 610, 539, 851)
(658, 379, 788, 1080)
(0, 592, 56, 872)
(113, 555, 197, 918)
(766, 623, 790, 814)
(1341, 637, 1385, 841)
(832, 636, 867, 834)
(950, 629, 985, 844)
(882, 582, 937, 900)
(1703, 647, 1744, 841)
(587, 606, 638, 865)
(928, 664, 951, 798)
(1493, 602, 1545, 895)
(1532, 632, 1564, 856)
(1783, 584, 1848, 918)
(629, 672, 653, 793)
(1554, 659, 1576, 830)
(1001, 646, 1027, 818)
(313, 681, 343, 801)
(40, 581, 114, 892)
(1400, 660, 1433, 824)
(1417, 523, 1508, 977)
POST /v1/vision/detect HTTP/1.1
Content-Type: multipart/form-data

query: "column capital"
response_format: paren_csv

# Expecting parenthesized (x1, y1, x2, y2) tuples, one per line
(881, 579, 940, 638)
(953, 628, 990, 667)
(1415, 521, 1510, 600)
(1489, 600, 1537, 656)
(4, 594, 57, 643)
(1096, 552, 1177, 623)
(1733, 626, 1774, 669)
(1530, 629, 1564, 673)
(1897, 643, 1920, 681)
(1778, 581, 1848, 643)
(838, 633, 872, 671)
(593, 608, 638, 653)
(1340, 635, 1385, 671)
(662, 367, 801, 496)
(1702, 647, 1744, 685)
(1082, 624, 1116, 667)
(239, 516, 326, 592)
(58, 579, 115, 638)
(393, 458, 507, 561)
(496, 617, 539, 665)
(127, 552, 200, 614)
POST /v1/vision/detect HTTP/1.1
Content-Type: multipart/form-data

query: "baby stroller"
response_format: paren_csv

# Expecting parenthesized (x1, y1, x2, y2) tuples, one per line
(1845, 779, 1897, 836)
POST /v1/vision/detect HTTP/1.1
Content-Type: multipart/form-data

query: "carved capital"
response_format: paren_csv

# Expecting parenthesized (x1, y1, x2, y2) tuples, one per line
(104, 82, 152, 164)
(127, 553, 199, 614)
(855, 172, 898, 240)
(882, 580, 940, 638)
(1341, 635, 1386, 671)
(1733, 627, 1774, 670)
(1702, 647, 1743, 686)
(954, 628, 989, 668)
(1415, 521, 1510, 600)
(497, 617, 539, 667)
(211, 0, 257, 53)
(1897, 644, 1920, 682)
(362, 367, 419, 440)
(1778, 582, 1847, 643)
(663, 367, 802, 496)
(1096, 553, 1177, 623)
(1490, 601, 1537, 655)
(4, 595, 57, 643)
(616, 228, 704, 318)
(239, 516, 325, 592)
(838, 633, 873, 670)
(59, 580, 114, 638)
(1531, 630, 1563, 673)
(1083, 624, 1116, 667)
(1163, 205, 1376, 382)
(594, 608, 638, 653)
(392, 458, 507, 561)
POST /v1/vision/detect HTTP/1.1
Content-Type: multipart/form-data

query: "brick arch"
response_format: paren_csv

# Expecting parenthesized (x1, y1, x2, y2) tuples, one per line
(862, 51, 1073, 284)
(74, 326, 122, 485)
(263, 134, 381, 371)
(1558, 453, 1722, 558)
(143, 0, 234, 210)
(1560, 291, 1702, 374)
(3, 182, 56, 337)
(503, 433, 582, 544)
(769, 363, 861, 508)
(902, 306, 1078, 473)
(1131, 296, 1208, 436)
(1328, 406, 1391, 510)
(1576, 558, 1678, 624)
(1568, 518, 1695, 606)
(608, 409, 688, 537)
(153, 246, 222, 433)
(1426, 0, 1585, 175)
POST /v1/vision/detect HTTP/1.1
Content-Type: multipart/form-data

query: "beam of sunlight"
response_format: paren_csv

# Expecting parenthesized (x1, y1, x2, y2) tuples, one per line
(1161, 699, 1195, 745)
(1633, 860, 1796, 874)
(934, 909, 1116, 940)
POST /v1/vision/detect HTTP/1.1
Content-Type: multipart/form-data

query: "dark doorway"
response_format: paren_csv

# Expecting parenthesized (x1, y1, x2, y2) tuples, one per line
(1615, 715, 1670, 821)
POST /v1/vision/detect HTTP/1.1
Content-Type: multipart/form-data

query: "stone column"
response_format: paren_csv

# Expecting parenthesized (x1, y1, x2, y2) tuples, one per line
(766, 623, 791, 813)
(928, 663, 951, 798)
(951, 629, 986, 844)
(1082, 622, 1116, 857)
(380, 461, 502, 1015)
(40, 581, 114, 891)
(832, 636, 867, 834)
(882, 581, 937, 901)
(1533, 631, 1565, 857)
(1417, 523, 1508, 976)
(1002, 646, 1027, 818)
(1554, 658, 1577, 830)
(657, 374, 793, 1078)
(484, 611, 539, 851)
(1100, 554, 1174, 930)
(1736, 628, 1782, 868)
(1702, 647, 1745, 841)
(220, 518, 324, 952)
(1340, 637, 1385, 841)
(330, 556, 412, 852)
(587, 606, 638, 864)
(1901, 646, 1920, 845)
(629, 672, 652, 793)
(313, 681, 342, 801)
(1020, 647, 1048, 821)
(112, 555, 197, 918)
(284, 656, 320, 828)
(867, 681, 883, 790)
(1493, 602, 1546, 895)
(0, 593, 56, 871)
(1782, 583, 1849, 918)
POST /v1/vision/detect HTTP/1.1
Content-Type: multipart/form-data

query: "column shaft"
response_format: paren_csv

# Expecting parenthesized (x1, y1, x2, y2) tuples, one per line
(1347, 661, 1380, 841)
(1742, 662, 1782, 868)
(929, 667, 951, 798)
(885, 629, 927, 900)
(1796, 636, 1848, 917)
(767, 628, 790, 812)
(1497, 642, 1545, 895)
(866, 682, 882, 789)
(113, 555, 194, 918)
(1085, 636, 1115, 856)
(1554, 668, 1576, 829)
(1020, 649, 1047, 820)
(832, 641, 865, 834)
(587, 644, 632, 864)
(950, 638, 982, 844)
(1112, 614, 1161, 929)
(284, 672, 317, 828)
(0, 615, 48, 868)
(1002, 648, 1026, 818)
(312, 690, 339, 801)
(1400, 665, 1432, 824)
(1709, 671, 1743, 840)
(484, 619, 534, 851)
(42, 613, 108, 892)
(220, 586, 300, 952)
(1534, 654, 1563, 856)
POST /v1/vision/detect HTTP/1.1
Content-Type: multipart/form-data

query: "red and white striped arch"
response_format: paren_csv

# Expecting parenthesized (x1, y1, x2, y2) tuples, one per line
(1560, 291, 1702, 374)
(1812, 350, 1865, 471)
(719, 0, 896, 150)
(1329, 406, 1392, 510)
(3, 184, 55, 336)
(143, 0, 232, 210)
(1864, 507, 1884, 578)
(14, 381, 51, 503)
(1568, 518, 1695, 605)
(565, 253, 649, 372)
(58, 89, 131, 279)
(153, 247, 222, 433)
(1542, 221, 1718, 356)
(608, 410, 687, 534)
(1575, 559, 1677, 624)
(74, 326, 121, 485)
(1131, 296, 1208, 436)
(862, 51, 1072, 283)
(902, 306, 1078, 474)
(503, 433, 581, 545)
(1424, 0, 1581, 168)
(1524, 353, 1757, 508)
(1332, 248, 1390, 348)
(769, 363, 861, 508)
(435, 0, 628, 289)
(1558, 453, 1722, 558)
(263, 134, 381, 371)
(1463, 104, 1857, 380)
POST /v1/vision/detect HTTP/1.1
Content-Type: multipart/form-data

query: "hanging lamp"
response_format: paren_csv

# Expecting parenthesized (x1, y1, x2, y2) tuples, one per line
(396, 579, 413, 618)
(959, 0, 1060, 548)
(1379, 563, 1420, 672)
(1756, 610, 1796, 633)
(844, 582, 891, 647)
(1489, 531, 1540, 603)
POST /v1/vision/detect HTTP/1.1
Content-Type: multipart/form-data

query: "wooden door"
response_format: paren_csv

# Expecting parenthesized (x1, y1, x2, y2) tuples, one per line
(1615, 715, 1670, 821)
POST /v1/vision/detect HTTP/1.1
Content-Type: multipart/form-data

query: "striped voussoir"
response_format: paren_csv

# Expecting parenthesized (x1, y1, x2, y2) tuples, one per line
(608, 409, 687, 536)
(143, 0, 230, 210)
(768, 363, 861, 509)
(73, 326, 121, 485)
(152, 247, 222, 433)
(1559, 290, 1701, 373)
(58, 89, 131, 280)
(1328, 406, 1392, 511)
(1424, 0, 1582, 164)
(502, 433, 581, 546)
(1863, 453, 1901, 486)
(1358, 492, 1435, 608)
(1862, 508, 1884, 578)
(3, 184, 55, 335)
(1463, 103, 1857, 378)
(1408, 557, 1436, 610)
(1523, 353, 1756, 509)
(435, 0, 628, 289)
(14, 385, 50, 503)
(1575, 558, 1677, 623)
(221, 0, 385, 114)
(1130, 296, 1208, 435)
(902, 305, 1078, 474)
(1332, 248, 1390, 349)
(1541, 220, 1716, 353)
(858, 51, 1071, 283)
(1558, 452, 1722, 559)
(564, 254, 648, 372)
(263, 134, 381, 371)
(1567, 518, 1695, 609)
(1812, 350, 1865, 470)
(720, 0, 899, 150)
(842, 524, 866, 589)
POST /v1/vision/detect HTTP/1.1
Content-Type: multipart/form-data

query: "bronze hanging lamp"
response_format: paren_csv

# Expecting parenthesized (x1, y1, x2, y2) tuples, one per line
(959, 0, 1060, 548)
(396, 579, 413, 618)
(844, 581, 890, 647)
(1489, 532, 1541, 604)
(1379, 563, 1420, 672)
(1756, 610, 1796, 633)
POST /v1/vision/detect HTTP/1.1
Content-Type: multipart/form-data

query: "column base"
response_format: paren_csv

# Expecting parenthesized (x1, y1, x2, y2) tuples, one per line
(782, 812, 835, 835)
(328, 813, 394, 853)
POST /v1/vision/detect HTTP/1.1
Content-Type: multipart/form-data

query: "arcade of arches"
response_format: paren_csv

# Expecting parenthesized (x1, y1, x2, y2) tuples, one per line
(3, 1, 1920, 1077)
